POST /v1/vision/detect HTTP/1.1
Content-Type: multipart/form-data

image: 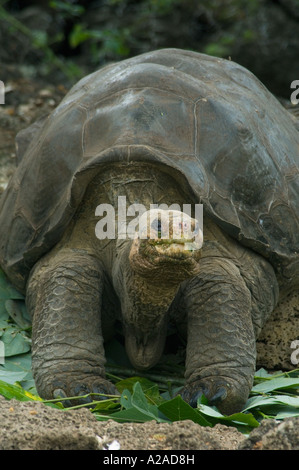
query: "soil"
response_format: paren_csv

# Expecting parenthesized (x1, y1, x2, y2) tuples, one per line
(0, 70, 67, 194)
(1, 397, 298, 451)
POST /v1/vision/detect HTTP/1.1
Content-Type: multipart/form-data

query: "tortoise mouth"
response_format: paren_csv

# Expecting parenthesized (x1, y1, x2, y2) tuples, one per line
(147, 237, 202, 259)
(136, 208, 203, 260)
(129, 235, 202, 283)
(128, 208, 203, 280)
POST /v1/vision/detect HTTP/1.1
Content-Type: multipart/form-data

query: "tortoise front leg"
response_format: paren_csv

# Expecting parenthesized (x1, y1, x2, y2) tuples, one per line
(26, 249, 118, 406)
(179, 258, 257, 415)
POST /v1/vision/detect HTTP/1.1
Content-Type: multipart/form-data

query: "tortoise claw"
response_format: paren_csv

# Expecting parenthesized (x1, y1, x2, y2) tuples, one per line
(50, 377, 119, 407)
(179, 378, 245, 414)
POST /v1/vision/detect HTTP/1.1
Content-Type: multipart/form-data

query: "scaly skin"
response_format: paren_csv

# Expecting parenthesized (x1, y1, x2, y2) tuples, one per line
(27, 251, 118, 405)
(179, 258, 257, 414)
(27, 163, 279, 412)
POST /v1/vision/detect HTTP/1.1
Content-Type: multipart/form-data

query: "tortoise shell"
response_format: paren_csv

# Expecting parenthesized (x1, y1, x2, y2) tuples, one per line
(0, 48, 298, 292)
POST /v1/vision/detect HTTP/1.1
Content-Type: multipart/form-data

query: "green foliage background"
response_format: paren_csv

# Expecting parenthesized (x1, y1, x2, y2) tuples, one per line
(0, 0, 261, 74)
(1, 0, 299, 97)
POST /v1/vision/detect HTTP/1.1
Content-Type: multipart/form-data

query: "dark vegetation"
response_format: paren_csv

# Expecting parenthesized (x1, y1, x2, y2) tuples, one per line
(1, 0, 299, 97)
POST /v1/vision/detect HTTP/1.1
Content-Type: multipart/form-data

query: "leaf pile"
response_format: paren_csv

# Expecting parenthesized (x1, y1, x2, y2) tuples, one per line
(0, 270, 33, 390)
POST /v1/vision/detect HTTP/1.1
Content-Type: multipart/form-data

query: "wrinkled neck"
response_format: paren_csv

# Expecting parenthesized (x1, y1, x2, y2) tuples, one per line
(112, 240, 178, 322)
(97, 162, 186, 209)
(112, 241, 176, 369)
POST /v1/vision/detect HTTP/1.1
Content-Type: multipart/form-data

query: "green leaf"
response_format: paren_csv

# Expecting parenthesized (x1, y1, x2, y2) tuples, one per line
(32, 30, 48, 48)
(244, 394, 299, 412)
(130, 382, 165, 420)
(5, 299, 31, 329)
(158, 395, 211, 426)
(116, 376, 162, 404)
(69, 24, 93, 48)
(0, 352, 34, 389)
(0, 370, 28, 384)
(243, 395, 282, 411)
(131, 382, 156, 410)
(120, 387, 133, 409)
(275, 408, 299, 419)
(107, 406, 158, 423)
(251, 377, 299, 394)
(0, 379, 62, 409)
(243, 393, 299, 420)
(203, 42, 230, 58)
(197, 403, 259, 429)
(110, 383, 168, 423)
(273, 395, 299, 407)
(49, 1, 85, 16)
(254, 368, 275, 379)
(0, 379, 41, 401)
(91, 399, 120, 413)
(1, 326, 31, 357)
(1, 352, 32, 371)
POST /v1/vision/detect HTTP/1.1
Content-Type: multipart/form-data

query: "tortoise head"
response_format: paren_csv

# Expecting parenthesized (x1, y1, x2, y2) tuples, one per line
(121, 208, 203, 370)
(129, 208, 203, 284)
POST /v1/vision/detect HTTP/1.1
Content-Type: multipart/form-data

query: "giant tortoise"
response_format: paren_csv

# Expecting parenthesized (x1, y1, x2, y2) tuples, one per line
(0, 49, 298, 414)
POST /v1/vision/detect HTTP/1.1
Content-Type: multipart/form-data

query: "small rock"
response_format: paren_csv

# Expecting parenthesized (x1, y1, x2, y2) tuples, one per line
(239, 418, 299, 450)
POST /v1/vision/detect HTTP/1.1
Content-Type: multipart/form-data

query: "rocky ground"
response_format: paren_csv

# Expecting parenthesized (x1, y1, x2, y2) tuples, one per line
(0, 69, 67, 193)
(0, 397, 298, 450)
